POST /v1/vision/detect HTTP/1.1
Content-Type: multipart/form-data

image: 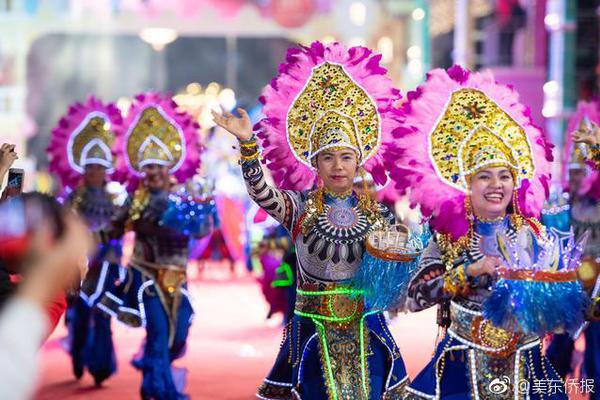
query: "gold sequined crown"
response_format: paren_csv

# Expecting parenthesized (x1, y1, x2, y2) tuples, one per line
(69, 112, 115, 173)
(126, 106, 185, 173)
(308, 111, 361, 163)
(430, 88, 534, 192)
(286, 62, 380, 168)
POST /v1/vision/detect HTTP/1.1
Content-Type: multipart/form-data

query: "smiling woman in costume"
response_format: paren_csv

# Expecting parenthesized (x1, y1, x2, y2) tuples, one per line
(385, 66, 589, 400)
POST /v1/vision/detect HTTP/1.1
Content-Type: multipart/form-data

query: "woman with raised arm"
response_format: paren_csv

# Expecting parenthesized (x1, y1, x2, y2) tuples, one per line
(213, 41, 408, 400)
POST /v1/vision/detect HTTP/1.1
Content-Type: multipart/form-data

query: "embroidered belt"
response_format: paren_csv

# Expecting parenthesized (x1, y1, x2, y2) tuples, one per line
(448, 301, 539, 357)
(130, 258, 186, 296)
(497, 267, 577, 282)
(294, 284, 365, 328)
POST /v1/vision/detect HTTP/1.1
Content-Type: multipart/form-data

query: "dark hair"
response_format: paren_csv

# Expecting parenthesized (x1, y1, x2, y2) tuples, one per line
(19, 192, 66, 239)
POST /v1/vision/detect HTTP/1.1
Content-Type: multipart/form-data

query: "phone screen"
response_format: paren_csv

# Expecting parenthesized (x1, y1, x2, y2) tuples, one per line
(5, 168, 24, 198)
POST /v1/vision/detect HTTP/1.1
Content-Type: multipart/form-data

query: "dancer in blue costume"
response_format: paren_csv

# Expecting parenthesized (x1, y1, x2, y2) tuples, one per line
(99, 92, 205, 400)
(386, 66, 577, 400)
(46, 97, 124, 385)
(545, 104, 600, 397)
(213, 41, 409, 400)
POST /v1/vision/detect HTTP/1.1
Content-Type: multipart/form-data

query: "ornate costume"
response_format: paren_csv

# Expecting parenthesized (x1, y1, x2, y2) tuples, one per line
(100, 92, 204, 400)
(386, 66, 576, 400)
(544, 100, 600, 396)
(244, 42, 408, 400)
(46, 96, 123, 384)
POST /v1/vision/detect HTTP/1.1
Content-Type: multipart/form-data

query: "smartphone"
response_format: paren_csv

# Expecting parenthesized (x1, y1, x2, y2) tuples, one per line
(4, 168, 23, 198)
(5, 168, 25, 197)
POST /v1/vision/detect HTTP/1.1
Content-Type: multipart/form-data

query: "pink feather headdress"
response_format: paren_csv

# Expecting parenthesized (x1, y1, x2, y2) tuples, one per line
(47, 96, 123, 190)
(114, 92, 201, 188)
(257, 41, 401, 190)
(563, 100, 600, 200)
(385, 66, 553, 240)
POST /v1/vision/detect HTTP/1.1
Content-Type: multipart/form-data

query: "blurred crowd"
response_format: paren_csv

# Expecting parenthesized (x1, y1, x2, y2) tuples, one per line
(0, 142, 94, 399)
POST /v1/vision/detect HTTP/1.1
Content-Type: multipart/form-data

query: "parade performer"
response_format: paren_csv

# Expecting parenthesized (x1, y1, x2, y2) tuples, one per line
(213, 41, 409, 400)
(545, 101, 600, 394)
(254, 226, 293, 322)
(99, 92, 204, 400)
(387, 66, 585, 400)
(47, 96, 123, 385)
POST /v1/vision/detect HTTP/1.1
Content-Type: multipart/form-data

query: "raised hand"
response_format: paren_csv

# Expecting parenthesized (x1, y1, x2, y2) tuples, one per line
(0, 143, 18, 175)
(211, 107, 253, 141)
(573, 121, 600, 147)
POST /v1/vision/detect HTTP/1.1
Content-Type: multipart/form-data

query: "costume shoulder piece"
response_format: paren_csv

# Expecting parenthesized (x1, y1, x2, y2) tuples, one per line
(257, 41, 401, 190)
(386, 66, 553, 240)
(47, 96, 123, 189)
(114, 92, 201, 187)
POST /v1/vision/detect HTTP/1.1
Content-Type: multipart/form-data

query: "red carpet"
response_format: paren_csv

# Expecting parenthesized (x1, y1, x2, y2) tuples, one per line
(35, 277, 438, 399)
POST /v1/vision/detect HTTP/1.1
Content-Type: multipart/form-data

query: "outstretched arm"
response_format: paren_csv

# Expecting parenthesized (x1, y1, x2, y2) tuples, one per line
(212, 108, 301, 231)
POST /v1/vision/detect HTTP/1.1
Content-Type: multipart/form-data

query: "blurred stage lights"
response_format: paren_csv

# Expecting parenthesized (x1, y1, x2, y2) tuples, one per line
(408, 59, 423, 76)
(542, 101, 560, 118)
(543, 80, 560, 96)
(139, 28, 178, 51)
(406, 45, 422, 59)
(544, 13, 560, 30)
(174, 82, 237, 130)
(377, 36, 394, 64)
(116, 97, 132, 116)
(349, 1, 367, 26)
(542, 80, 561, 118)
(412, 8, 425, 21)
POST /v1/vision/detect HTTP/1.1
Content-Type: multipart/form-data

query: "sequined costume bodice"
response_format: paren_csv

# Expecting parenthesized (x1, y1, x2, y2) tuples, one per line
(296, 194, 381, 282)
(68, 186, 116, 233)
(242, 160, 393, 285)
(110, 189, 190, 268)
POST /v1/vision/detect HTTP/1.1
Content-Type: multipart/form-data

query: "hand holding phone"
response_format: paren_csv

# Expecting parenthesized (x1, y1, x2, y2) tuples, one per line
(3, 168, 24, 199)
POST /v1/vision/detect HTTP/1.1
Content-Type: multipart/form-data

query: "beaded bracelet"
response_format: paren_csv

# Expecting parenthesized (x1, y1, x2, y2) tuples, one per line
(237, 134, 260, 161)
(240, 141, 257, 148)
(239, 151, 260, 165)
(240, 145, 258, 156)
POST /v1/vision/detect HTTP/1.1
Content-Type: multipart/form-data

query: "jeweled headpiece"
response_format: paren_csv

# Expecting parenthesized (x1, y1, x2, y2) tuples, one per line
(430, 88, 535, 191)
(258, 41, 400, 190)
(47, 96, 123, 189)
(115, 92, 201, 185)
(385, 66, 553, 239)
